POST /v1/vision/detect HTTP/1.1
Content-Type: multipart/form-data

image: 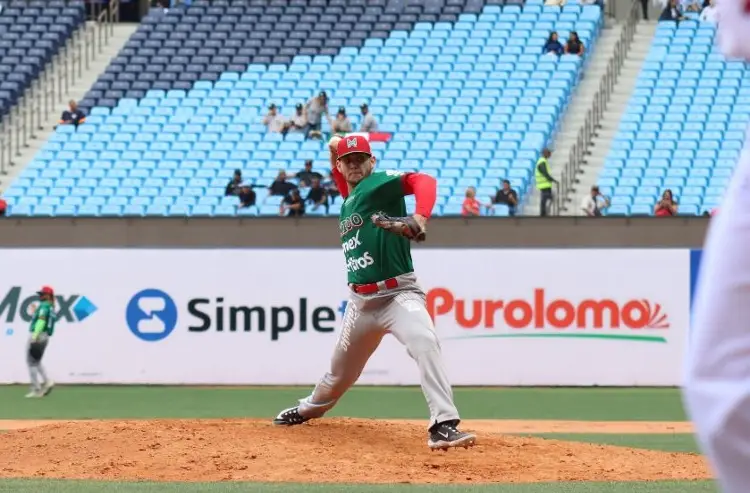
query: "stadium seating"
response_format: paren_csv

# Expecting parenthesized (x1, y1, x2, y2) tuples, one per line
(598, 19, 747, 216)
(4, 0, 604, 218)
(0, 0, 86, 118)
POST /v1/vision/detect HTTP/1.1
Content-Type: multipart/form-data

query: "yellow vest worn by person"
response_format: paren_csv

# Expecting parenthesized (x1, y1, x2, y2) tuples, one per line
(535, 157, 553, 190)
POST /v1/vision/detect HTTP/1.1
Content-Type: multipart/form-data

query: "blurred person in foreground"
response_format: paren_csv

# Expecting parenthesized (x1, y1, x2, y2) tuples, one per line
(683, 1, 750, 492)
(25, 286, 56, 398)
(0, 195, 6, 217)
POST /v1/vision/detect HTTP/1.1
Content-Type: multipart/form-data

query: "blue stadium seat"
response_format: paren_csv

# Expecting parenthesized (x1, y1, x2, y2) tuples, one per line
(7, 1, 607, 217)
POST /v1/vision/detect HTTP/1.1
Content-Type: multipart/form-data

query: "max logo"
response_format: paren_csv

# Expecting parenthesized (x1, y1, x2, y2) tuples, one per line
(346, 138, 358, 148)
(0, 287, 97, 323)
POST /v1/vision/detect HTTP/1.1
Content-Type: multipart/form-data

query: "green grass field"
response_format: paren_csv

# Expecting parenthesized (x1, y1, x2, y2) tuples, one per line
(0, 386, 717, 493)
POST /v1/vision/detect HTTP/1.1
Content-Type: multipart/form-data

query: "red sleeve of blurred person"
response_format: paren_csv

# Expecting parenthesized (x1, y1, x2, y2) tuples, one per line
(0, 198, 6, 214)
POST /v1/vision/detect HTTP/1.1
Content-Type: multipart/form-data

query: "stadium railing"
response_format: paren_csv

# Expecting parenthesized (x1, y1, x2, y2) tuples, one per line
(0, 0, 121, 179)
(556, 0, 640, 215)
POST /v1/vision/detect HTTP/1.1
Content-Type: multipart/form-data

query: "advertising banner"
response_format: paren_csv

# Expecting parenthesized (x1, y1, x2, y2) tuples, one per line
(0, 249, 691, 386)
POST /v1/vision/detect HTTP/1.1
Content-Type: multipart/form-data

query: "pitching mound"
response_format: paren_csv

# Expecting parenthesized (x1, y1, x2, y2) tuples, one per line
(0, 419, 711, 484)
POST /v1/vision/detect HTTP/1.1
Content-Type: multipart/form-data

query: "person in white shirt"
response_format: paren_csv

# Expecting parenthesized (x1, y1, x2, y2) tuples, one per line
(262, 104, 286, 133)
(700, 0, 719, 22)
(579, 186, 610, 216)
(683, 2, 750, 493)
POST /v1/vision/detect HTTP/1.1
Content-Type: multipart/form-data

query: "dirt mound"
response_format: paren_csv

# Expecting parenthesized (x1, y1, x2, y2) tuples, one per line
(0, 419, 712, 484)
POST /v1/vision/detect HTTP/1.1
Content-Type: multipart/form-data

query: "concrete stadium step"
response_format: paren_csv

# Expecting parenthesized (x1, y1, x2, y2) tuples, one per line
(0, 23, 139, 193)
(561, 20, 658, 216)
(522, 19, 624, 216)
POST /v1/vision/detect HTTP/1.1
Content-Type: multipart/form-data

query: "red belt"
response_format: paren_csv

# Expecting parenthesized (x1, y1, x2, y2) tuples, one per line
(350, 277, 399, 295)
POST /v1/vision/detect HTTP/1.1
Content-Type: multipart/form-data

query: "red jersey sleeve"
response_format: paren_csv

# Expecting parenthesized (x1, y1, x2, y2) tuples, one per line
(331, 167, 349, 199)
(401, 172, 437, 219)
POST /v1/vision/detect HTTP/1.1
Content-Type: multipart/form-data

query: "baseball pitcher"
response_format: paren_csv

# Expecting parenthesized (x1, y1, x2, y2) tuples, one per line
(683, 1, 750, 492)
(273, 135, 476, 450)
(25, 286, 56, 398)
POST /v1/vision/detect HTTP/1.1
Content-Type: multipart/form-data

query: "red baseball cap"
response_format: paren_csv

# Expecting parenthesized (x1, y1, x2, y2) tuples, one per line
(337, 135, 372, 159)
(36, 286, 54, 296)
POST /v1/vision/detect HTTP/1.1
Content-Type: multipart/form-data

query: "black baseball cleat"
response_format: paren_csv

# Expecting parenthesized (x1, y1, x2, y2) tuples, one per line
(428, 420, 477, 451)
(273, 406, 311, 426)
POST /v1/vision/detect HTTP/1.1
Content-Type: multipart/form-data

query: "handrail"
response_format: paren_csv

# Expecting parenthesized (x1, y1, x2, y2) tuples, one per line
(0, 0, 120, 184)
(555, 0, 642, 215)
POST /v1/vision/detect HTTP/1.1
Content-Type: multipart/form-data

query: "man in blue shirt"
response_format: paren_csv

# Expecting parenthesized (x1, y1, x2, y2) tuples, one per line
(58, 100, 86, 128)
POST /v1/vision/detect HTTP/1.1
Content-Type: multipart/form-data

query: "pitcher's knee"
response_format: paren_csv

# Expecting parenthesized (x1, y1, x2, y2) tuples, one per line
(405, 329, 441, 355)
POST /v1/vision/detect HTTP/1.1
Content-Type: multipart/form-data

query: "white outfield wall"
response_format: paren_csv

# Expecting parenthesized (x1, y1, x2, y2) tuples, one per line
(0, 249, 692, 386)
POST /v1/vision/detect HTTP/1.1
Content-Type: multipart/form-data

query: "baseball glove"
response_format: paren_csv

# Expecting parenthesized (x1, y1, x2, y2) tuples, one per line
(371, 213, 427, 242)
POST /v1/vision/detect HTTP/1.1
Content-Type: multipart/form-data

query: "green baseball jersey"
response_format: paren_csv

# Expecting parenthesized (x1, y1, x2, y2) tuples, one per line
(29, 301, 56, 337)
(339, 170, 413, 284)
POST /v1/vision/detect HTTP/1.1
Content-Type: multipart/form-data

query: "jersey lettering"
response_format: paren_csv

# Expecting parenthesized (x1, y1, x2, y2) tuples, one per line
(339, 212, 364, 237)
(339, 171, 414, 284)
(341, 230, 363, 254)
(346, 251, 375, 272)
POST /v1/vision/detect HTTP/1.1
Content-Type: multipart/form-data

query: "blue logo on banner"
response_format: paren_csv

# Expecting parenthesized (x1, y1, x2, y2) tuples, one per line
(126, 289, 178, 342)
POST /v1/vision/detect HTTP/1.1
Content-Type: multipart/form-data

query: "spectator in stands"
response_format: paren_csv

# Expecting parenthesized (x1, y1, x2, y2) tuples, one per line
(225, 169, 243, 196)
(491, 179, 519, 217)
(280, 188, 305, 217)
(544, 0, 565, 5)
(681, 0, 702, 12)
(0, 196, 6, 217)
(660, 0, 686, 22)
(462, 187, 483, 217)
(304, 91, 329, 139)
(306, 178, 328, 214)
(323, 171, 340, 204)
(294, 160, 323, 188)
(359, 104, 379, 132)
(564, 32, 585, 56)
(58, 100, 86, 129)
(536, 148, 557, 216)
(700, 0, 718, 22)
(655, 189, 679, 216)
(269, 171, 297, 198)
(284, 103, 308, 134)
(579, 186, 611, 216)
(543, 32, 564, 56)
(329, 107, 353, 135)
(237, 183, 256, 209)
(263, 104, 286, 133)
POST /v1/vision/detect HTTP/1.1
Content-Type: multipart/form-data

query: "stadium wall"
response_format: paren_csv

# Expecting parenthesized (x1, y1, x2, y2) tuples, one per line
(0, 217, 709, 247)
(0, 246, 706, 386)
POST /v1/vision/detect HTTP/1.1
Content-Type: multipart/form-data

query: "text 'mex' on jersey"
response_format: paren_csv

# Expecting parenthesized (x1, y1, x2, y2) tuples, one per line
(338, 170, 414, 285)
